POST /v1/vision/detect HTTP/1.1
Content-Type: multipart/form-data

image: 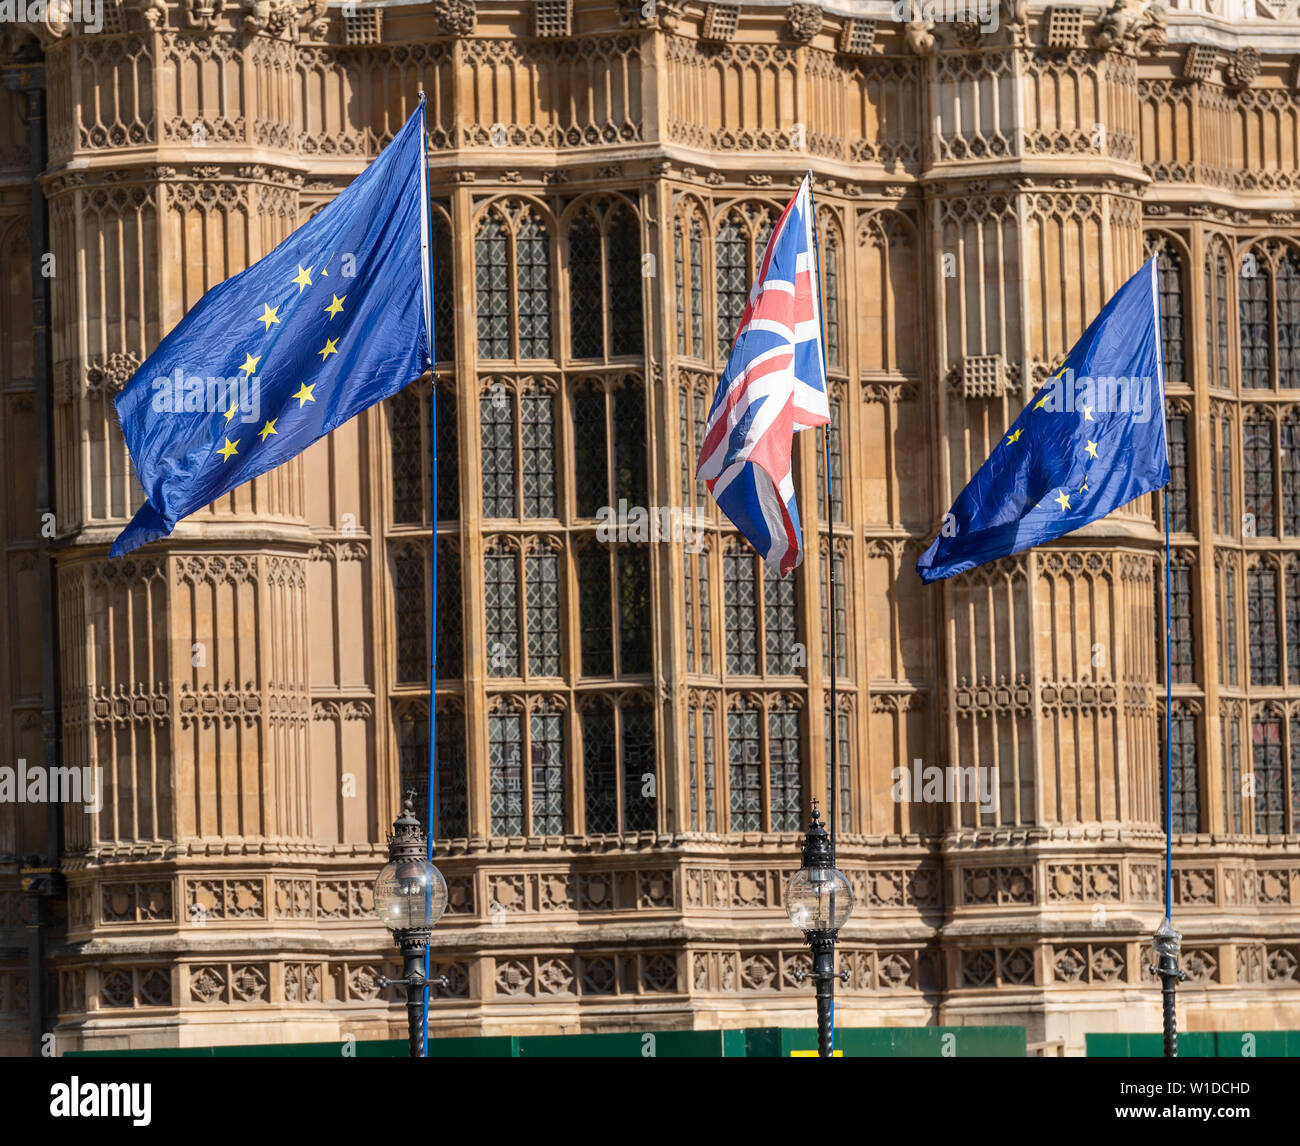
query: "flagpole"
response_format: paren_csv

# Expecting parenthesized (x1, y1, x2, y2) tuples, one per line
(417, 87, 437, 1059)
(810, 170, 839, 1057)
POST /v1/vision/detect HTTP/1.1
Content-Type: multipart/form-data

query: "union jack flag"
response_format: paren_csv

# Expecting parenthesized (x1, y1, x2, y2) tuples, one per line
(696, 176, 829, 574)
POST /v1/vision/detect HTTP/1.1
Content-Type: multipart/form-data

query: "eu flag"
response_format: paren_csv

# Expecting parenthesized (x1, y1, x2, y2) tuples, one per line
(916, 257, 1170, 583)
(112, 97, 434, 557)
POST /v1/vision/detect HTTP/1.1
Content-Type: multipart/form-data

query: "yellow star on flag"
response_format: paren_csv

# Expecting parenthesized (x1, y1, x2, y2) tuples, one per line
(239, 352, 261, 376)
(1081, 404, 1094, 421)
(1034, 394, 1050, 410)
(1005, 428, 1023, 445)
(218, 437, 239, 461)
(292, 265, 313, 292)
(318, 338, 339, 362)
(1085, 440, 1099, 459)
(324, 294, 346, 320)
(1080, 478, 1090, 493)
(1054, 490, 1071, 512)
(293, 382, 316, 407)
(224, 403, 237, 424)
(257, 304, 281, 332)
(258, 419, 278, 442)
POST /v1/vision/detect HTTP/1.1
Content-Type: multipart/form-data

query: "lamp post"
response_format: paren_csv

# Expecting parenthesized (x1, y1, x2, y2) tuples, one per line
(785, 801, 854, 1057)
(374, 789, 449, 1058)
(1150, 917, 1185, 1058)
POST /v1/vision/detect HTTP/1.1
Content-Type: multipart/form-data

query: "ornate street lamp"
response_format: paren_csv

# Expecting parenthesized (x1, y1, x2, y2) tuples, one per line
(374, 790, 449, 1058)
(1150, 917, 1185, 1058)
(786, 800, 854, 1057)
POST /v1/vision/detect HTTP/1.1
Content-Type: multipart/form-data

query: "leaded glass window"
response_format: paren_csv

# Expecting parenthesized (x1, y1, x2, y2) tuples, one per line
(573, 386, 608, 517)
(399, 703, 468, 840)
(1278, 252, 1300, 388)
(1220, 411, 1234, 534)
(1225, 560, 1239, 687)
(531, 701, 565, 835)
(1248, 562, 1280, 686)
(1154, 240, 1185, 383)
(607, 203, 643, 357)
(1289, 563, 1300, 687)
(688, 704, 698, 824)
(1210, 415, 1220, 534)
(621, 699, 656, 831)
(724, 549, 759, 675)
(436, 385, 459, 522)
(1252, 713, 1284, 835)
(692, 389, 708, 510)
(390, 386, 424, 525)
(1240, 252, 1271, 389)
(1167, 411, 1189, 533)
(485, 549, 520, 677)
(1158, 706, 1199, 834)
(824, 707, 851, 835)
(1291, 716, 1300, 834)
(481, 388, 515, 517)
(517, 212, 552, 358)
(1207, 248, 1230, 389)
(578, 544, 613, 675)
(823, 223, 841, 370)
(821, 550, 848, 677)
(1225, 708, 1242, 833)
(1243, 410, 1274, 536)
(764, 566, 798, 675)
(437, 540, 462, 679)
(569, 207, 604, 358)
(689, 219, 704, 354)
(613, 382, 647, 507)
(618, 546, 652, 675)
(674, 218, 686, 356)
(684, 554, 695, 666)
(525, 548, 561, 677)
(488, 709, 524, 836)
(520, 391, 556, 518)
(715, 213, 747, 353)
(392, 543, 427, 685)
(582, 703, 618, 833)
(698, 550, 713, 673)
(816, 395, 844, 523)
(431, 206, 455, 363)
(1282, 413, 1300, 537)
(1159, 559, 1194, 685)
(434, 704, 468, 838)
(768, 703, 801, 833)
(475, 213, 509, 360)
(727, 700, 762, 832)
(702, 703, 717, 831)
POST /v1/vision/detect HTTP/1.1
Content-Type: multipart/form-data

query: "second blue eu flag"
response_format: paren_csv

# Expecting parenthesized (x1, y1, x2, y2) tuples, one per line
(916, 257, 1170, 582)
(112, 97, 435, 557)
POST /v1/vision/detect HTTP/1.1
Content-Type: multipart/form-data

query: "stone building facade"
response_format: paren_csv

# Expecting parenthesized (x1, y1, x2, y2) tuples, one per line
(1, 0, 1299, 1055)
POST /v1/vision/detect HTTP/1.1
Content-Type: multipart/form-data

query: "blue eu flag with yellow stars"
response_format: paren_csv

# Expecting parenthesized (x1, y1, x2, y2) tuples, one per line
(112, 96, 435, 557)
(916, 257, 1170, 583)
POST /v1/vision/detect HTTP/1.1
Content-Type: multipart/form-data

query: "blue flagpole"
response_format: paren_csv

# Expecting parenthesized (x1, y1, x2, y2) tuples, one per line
(809, 171, 838, 1056)
(1164, 488, 1173, 918)
(417, 89, 437, 1058)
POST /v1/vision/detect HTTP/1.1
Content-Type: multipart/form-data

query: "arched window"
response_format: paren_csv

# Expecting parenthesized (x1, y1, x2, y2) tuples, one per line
(1250, 711, 1284, 834)
(1166, 406, 1189, 533)
(1278, 251, 1300, 388)
(1157, 554, 1195, 685)
(576, 540, 651, 678)
(821, 215, 842, 370)
(1240, 248, 1271, 389)
(727, 698, 762, 832)
(763, 565, 798, 675)
(767, 701, 802, 832)
(825, 704, 851, 834)
(431, 206, 455, 363)
(1243, 408, 1275, 536)
(723, 546, 759, 675)
(714, 204, 777, 355)
(566, 198, 643, 361)
(479, 380, 557, 520)
(1158, 703, 1199, 834)
(1205, 245, 1230, 389)
(580, 696, 656, 834)
(1150, 238, 1185, 383)
(475, 203, 553, 360)
(486, 698, 566, 837)
(1247, 561, 1280, 686)
(571, 377, 647, 517)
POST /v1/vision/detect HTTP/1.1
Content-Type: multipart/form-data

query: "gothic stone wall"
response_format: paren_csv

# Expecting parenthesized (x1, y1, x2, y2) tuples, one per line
(0, 0, 1299, 1055)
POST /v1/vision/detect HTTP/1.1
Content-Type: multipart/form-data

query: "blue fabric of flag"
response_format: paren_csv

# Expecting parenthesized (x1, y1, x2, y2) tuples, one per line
(112, 99, 430, 556)
(916, 257, 1170, 583)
